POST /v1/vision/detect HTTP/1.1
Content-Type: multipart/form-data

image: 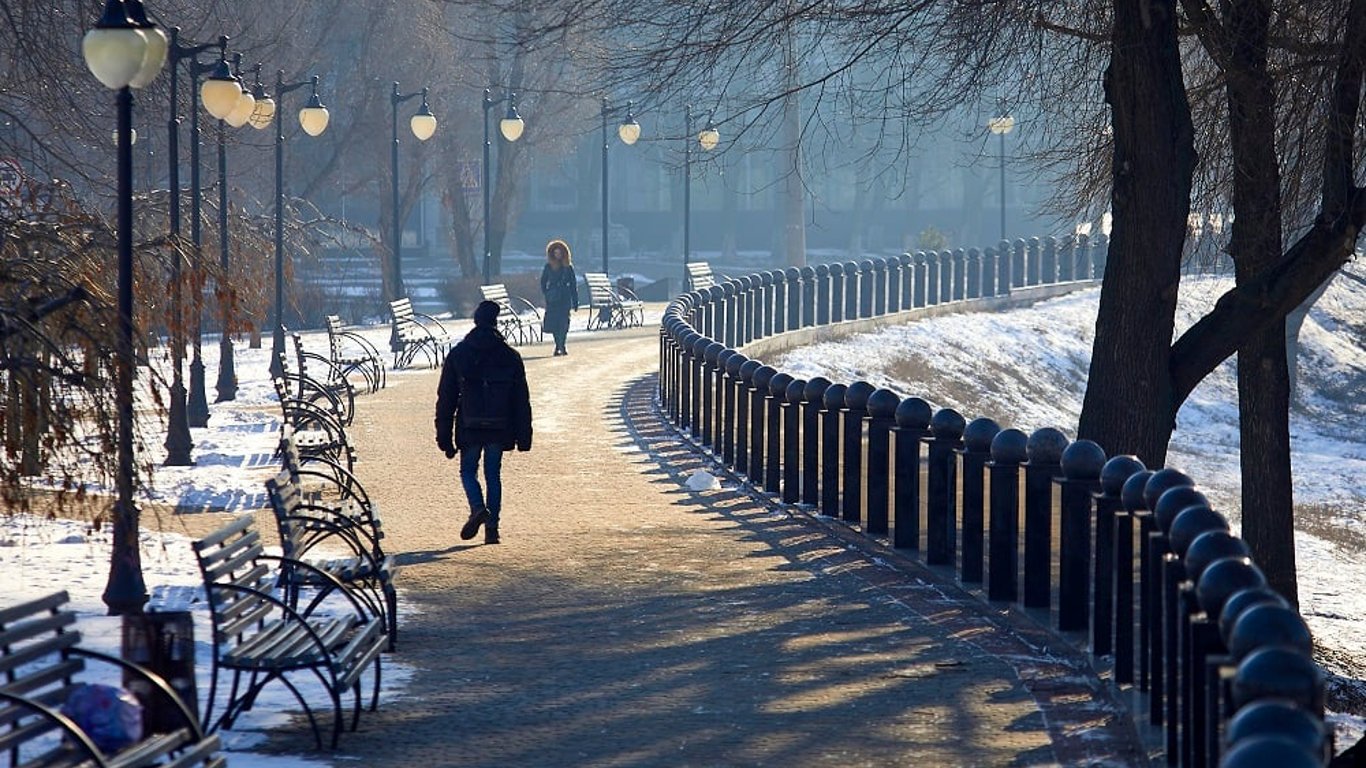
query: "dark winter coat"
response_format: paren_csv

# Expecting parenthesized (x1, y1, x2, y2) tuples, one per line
(540, 263, 579, 336)
(434, 326, 533, 452)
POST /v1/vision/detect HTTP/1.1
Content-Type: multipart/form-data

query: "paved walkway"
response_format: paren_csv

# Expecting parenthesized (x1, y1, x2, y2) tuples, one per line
(256, 319, 1146, 766)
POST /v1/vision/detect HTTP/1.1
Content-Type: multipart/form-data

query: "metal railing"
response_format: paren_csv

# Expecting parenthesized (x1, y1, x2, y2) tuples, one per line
(657, 233, 1329, 768)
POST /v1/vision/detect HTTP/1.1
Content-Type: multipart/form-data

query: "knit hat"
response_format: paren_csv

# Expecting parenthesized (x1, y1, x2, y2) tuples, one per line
(473, 300, 500, 328)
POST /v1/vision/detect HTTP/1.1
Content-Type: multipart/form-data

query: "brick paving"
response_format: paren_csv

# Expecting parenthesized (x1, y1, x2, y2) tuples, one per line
(252, 318, 1146, 766)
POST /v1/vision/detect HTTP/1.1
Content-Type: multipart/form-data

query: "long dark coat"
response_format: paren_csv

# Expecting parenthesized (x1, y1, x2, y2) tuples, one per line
(434, 326, 533, 451)
(540, 263, 579, 336)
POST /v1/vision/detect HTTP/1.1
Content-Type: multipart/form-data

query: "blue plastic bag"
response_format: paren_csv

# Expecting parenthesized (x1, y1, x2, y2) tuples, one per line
(60, 683, 143, 753)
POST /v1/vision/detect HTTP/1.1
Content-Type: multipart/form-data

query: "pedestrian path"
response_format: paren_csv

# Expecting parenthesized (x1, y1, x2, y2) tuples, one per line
(253, 320, 1144, 766)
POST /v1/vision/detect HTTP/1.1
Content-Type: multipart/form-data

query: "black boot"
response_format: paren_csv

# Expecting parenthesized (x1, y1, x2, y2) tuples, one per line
(484, 522, 500, 545)
(460, 506, 488, 540)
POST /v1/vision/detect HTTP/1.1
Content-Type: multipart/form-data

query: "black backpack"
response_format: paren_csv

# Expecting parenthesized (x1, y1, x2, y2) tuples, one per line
(459, 355, 516, 431)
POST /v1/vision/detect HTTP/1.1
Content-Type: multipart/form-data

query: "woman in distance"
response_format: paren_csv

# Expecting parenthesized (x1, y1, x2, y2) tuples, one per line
(539, 239, 580, 356)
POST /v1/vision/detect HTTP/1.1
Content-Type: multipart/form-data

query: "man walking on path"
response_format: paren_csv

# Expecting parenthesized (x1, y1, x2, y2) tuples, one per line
(435, 300, 532, 544)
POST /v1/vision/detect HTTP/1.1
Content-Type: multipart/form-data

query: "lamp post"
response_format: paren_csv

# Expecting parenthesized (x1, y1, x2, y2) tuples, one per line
(390, 82, 437, 304)
(601, 96, 640, 275)
(162, 29, 220, 461)
(189, 43, 243, 422)
(206, 53, 253, 403)
(84, 0, 167, 615)
(481, 88, 524, 285)
(683, 106, 719, 286)
(986, 101, 1015, 243)
(266, 73, 329, 378)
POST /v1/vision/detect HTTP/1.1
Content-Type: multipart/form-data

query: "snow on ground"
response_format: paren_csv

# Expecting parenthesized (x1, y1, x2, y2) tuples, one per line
(775, 270, 1366, 750)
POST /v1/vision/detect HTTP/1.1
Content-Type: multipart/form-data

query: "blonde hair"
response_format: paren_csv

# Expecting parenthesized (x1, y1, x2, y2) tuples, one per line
(546, 239, 572, 266)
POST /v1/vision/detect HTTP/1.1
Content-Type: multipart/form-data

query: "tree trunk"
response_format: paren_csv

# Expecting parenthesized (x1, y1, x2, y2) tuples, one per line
(780, 16, 806, 267)
(1076, 0, 1195, 466)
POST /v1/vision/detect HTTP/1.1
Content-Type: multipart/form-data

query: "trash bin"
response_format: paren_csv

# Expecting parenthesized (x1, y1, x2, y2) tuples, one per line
(121, 611, 198, 733)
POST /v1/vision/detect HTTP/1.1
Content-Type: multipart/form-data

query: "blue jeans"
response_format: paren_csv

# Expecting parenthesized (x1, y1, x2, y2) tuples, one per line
(459, 443, 504, 524)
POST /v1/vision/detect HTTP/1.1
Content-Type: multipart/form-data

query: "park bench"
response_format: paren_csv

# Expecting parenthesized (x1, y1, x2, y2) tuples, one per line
(192, 515, 387, 749)
(685, 261, 722, 292)
(272, 375, 356, 473)
(325, 314, 385, 394)
(387, 297, 451, 369)
(583, 272, 645, 330)
(266, 465, 399, 651)
(0, 591, 225, 768)
(478, 283, 544, 346)
(280, 329, 356, 427)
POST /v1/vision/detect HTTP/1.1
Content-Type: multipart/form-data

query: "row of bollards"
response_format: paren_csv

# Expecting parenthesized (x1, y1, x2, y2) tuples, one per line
(658, 248, 1327, 768)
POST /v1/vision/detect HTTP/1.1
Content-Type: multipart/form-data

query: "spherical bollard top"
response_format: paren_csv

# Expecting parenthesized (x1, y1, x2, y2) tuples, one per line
(786, 378, 808, 404)
(1196, 556, 1266, 617)
(895, 397, 933, 430)
(803, 376, 831, 403)
(860, 259, 875, 273)
(1025, 427, 1069, 465)
(1143, 467, 1194, 513)
(1228, 604, 1313, 661)
(681, 331, 701, 353)
(844, 261, 859, 276)
(1120, 469, 1156, 512)
(725, 353, 749, 377)
(703, 342, 726, 365)
(822, 383, 848, 410)
(1219, 587, 1290, 645)
(990, 428, 1029, 464)
(1185, 530, 1251, 582)
(708, 285, 726, 303)
(759, 271, 773, 286)
(722, 281, 735, 297)
(844, 381, 876, 412)
(752, 365, 777, 390)
(930, 408, 967, 440)
(691, 336, 711, 357)
(1153, 486, 1210, 534)
(815, 263, 830, 278)
(785, 266, 801, 282)
(738, 275, 754, 291)
(1100, 455, 1146, 497)
(866, 389, 901, 419)
(1060, 439, 1106, 481)
(1226, 700, 1327, 758)
(1217, 735, 1322, 768)
(800, 265, 816, 280)
(1232, 646, 1325, 712)
(963, 417, 1002, 452)
(768, 371, 794, 398)
(738, 359, 762, 384)
(913, 251, 928, 265)
(899, 253, 912, 267)
(717, 348, 737, 370)
(1169, 506, 1229, 558)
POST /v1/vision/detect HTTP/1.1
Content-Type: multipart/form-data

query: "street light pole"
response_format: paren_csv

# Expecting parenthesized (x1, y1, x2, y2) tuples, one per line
(390, 83, 436, 304)
(600, 97, 640, 276)
(683, 109, 720, 288)
(84, 0, 167, 614)
(270, 73, 329, 379)
(162, 28, 218, 464)
(987, 101, 1015, 243)
(482, 88, 524, 286)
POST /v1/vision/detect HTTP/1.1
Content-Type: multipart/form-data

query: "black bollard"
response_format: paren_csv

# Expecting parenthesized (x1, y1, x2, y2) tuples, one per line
(1058, 235, 1075, 281)
(701, 342, 725, 450)
(782, 378, 805, 504)
(689, 336, 710, 440)
(813, 263, 831, 326)
(859, 259, 875, 318)
(886, 256, 903, 312)
(913, 252, 928, 307)
(711, 347, 734, 455)
(981, 247, 996, 298)
(873, 258, 888, 316)
(735, 360, 760, 475)
(721, 353, 747, 465)
(1024, 427, 1068, 609)
(987, 429, 1028, 601)
(1026, 237, 1041, 286)
(965, 248, 981, 299)
(765, 372, 792, 493)
(749, 366, 776, 482)
(802, 378, 831, 506)
(800, 266, 817, 327)
(892, 397, 932, 550)
(1097, 455, 1145, 673)
(771, 270, 788, 335)
(864, 389, 900, 536)
(925, 252, 939, 305)
(820, 383, 847, 517)
(899, 253, 914, 309)
(738, 276, 755, 345)
(925, 408, 965, 567)
(959, 417, 1000, 583)
(841, 382, 875, 524)
(829, 265, 845, 323)
(786, 267, 802, 331)
(940, 250, 955, 303)
(1058, 439, 1105, 633)
(758, 272, 774, 339)
(678, 332, 699, 432)
(722, 282, 738, 349)
(1041, 236, 1058, 284)
(842, 262, 860, 320)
